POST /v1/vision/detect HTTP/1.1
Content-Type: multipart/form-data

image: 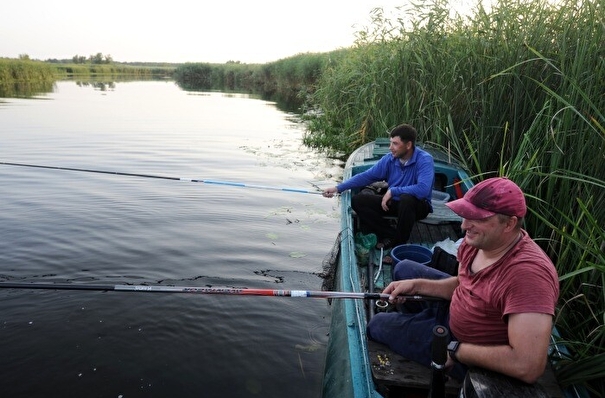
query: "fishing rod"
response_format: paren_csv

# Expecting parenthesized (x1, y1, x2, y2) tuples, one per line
(0, 282, 440, 301)
(0, 161, 323, 195)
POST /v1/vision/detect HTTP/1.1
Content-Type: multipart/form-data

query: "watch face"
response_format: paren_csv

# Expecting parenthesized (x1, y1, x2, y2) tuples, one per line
(448, 341, 459, 352)
(447, 341, 460, 362)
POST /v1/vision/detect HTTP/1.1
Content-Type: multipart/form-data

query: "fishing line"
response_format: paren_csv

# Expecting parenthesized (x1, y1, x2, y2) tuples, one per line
(374, 247, 384, 284)
(0, 161, 323, 195)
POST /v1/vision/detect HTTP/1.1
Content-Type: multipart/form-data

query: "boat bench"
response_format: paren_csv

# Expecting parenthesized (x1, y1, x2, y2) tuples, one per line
(368, 339, 462, 397)
(368, 339, 565, 398)
(352, 204, 462, 243)
(461, 365, 565, 398)
(382, 196, 462, 226)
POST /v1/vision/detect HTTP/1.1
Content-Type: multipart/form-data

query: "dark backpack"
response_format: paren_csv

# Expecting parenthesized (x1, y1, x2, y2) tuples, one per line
(429, 246, 459, 276)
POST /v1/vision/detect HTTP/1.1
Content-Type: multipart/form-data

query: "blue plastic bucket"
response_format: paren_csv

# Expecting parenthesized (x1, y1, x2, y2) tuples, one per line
(390, 244, 432, 265)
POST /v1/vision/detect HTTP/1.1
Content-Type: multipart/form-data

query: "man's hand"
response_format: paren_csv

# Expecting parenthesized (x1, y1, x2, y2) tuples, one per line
(322, 186, 338, 198)
(381, 189, 393, 211)
(383, 279, 416, 302)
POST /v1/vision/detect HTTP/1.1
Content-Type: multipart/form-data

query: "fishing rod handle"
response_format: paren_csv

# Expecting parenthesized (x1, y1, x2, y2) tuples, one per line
(431, 325, 450, 366)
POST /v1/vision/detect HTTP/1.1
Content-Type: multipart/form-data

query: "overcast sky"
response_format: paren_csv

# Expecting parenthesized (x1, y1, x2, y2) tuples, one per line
(0, 1, 413, 64)
(1, 0, 477, 64)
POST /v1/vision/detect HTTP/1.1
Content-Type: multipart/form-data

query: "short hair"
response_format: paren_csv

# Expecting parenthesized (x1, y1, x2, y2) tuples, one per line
(496, 214, 525, 230)
(390, 124, 417, 143)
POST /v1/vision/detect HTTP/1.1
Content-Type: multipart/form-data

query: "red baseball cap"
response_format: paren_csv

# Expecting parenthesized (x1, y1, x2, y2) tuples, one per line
(446, 177, 527, 220)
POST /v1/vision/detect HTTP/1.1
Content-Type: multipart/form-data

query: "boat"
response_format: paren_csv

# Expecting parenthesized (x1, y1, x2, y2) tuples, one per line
(321, 138, 588, 398)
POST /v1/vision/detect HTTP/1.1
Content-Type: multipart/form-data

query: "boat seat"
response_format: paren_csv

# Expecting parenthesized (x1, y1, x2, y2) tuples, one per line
(384, 202, 462, 225)
(368, 339, 462, 396)
(368, 339, 565, 398)
(461, 365, 565, 398)
(351, 211, 463, 248)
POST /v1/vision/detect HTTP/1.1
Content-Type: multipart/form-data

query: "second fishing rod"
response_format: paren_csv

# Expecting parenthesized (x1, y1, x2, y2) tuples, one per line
(0, 161, 327, 196)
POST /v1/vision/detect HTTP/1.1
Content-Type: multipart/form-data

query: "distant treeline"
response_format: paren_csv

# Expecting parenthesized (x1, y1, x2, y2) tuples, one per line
(0, 52, 342, 109)
(0, 57, 174, 81)
(0, 57, 176, 97)
(171, 52, 345, 110)
(53, 63, 173, 78)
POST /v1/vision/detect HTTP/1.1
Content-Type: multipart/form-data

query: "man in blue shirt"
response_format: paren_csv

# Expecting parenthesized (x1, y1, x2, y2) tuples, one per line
(323, 124, 434, 249)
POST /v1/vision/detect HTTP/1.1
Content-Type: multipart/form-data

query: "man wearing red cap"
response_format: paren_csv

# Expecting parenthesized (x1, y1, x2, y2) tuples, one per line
(367, 177, 559, 384)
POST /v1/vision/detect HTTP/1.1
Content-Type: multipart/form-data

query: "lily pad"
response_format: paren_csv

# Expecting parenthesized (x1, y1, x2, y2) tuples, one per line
(266, 232, 279, 240)
(295, 342, 321, 352)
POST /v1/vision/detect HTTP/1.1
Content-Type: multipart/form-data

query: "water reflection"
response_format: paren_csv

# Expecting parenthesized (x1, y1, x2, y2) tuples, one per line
(0, 77, 167, 100)
(0, 78, 304, 114)
(0, 81, 55, 99)
(0, 80, 339, 398)
(75, 81, 116, 91)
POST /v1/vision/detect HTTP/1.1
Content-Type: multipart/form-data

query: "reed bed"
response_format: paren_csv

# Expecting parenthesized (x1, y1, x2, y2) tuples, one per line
(304, 0, 604, 394)
(0, 58, 56, 81)
(173, 52, 340, 111)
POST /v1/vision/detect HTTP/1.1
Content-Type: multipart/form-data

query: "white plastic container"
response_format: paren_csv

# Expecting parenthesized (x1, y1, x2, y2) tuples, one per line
(431, 190, 450, 205)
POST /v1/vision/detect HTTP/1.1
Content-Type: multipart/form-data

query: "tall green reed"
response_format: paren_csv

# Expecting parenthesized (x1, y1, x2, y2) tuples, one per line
(0, 58, 56, 82)
(304, 0, 604, 393)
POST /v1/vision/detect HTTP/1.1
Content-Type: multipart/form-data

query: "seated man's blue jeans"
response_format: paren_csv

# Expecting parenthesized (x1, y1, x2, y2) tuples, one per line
(367, 259, 466, 381)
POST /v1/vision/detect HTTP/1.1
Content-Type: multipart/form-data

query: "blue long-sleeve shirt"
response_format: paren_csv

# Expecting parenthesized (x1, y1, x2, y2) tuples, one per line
(337, 146, 435, 207)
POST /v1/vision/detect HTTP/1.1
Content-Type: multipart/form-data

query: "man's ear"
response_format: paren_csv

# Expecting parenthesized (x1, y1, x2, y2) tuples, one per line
(506, 216, 519, 231)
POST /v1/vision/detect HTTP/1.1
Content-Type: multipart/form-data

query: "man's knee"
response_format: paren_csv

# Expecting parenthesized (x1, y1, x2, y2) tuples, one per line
(398, 193, 416, 205)
(393, 259, 451, 281)
(393, 259, 429, 280)
(367, 312, 386, 339)
(351, 193, 366, 208)
(352, 193, 382, 212)
(351, 193, 363, 211)
(397, 194, 429, 219)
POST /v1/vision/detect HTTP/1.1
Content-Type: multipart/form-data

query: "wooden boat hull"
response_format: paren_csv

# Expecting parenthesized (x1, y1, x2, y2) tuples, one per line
(322, 139, 472, 397)
(321, 139, 586, 398)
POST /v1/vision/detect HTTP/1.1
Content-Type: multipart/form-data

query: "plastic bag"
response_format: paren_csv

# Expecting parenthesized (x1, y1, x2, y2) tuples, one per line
(355, 232, 377, 266)
(431, 238, 459, 256)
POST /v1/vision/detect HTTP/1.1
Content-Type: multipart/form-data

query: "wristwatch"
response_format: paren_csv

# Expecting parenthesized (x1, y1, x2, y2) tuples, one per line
(447, 340, 461, 363)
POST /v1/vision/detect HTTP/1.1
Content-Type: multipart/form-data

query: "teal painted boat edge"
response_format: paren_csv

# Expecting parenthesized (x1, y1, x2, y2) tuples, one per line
(322, 139, 476, 398)
(322, 195, 382, 398)
(341, 191, 383, 398)
(322, 295, 355, 397)
(322, 142, 384, 398)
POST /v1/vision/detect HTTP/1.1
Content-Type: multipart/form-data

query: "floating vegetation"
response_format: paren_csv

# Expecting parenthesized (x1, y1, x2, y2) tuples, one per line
(265, 232, 279, 241)
(295, 342, 321, 353)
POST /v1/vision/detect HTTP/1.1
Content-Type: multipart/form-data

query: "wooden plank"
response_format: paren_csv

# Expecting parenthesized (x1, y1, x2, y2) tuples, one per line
(368, 339, 461, 396)
(369, 340, 565, 398)
(463, 366, 565, 398)
(409, 221, 462, 245)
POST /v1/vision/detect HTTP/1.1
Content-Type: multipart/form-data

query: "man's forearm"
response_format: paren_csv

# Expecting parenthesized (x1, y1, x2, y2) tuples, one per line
(414, 277, 458, 300)
(455, 342, 547, 384)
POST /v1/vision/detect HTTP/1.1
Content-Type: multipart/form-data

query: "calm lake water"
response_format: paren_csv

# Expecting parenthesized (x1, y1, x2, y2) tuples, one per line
(0, 80, 344, 397)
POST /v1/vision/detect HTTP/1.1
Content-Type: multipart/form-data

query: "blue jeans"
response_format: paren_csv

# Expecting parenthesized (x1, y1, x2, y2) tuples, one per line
(367, 259, 467, 381)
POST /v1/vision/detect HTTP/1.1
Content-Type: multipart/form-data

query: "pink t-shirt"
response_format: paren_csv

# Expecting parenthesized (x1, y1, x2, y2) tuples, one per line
(449, 230, 559, 345)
